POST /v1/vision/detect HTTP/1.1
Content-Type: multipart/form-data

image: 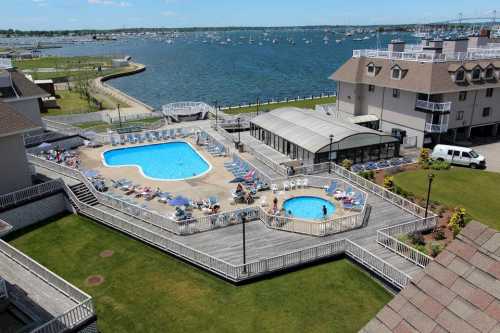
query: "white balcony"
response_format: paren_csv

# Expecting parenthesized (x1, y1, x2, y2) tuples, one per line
(415, 100, 452, 112)
(352, 48, 500, 63)
(425, 122, 448, 133)
(0, 58, 12, 69)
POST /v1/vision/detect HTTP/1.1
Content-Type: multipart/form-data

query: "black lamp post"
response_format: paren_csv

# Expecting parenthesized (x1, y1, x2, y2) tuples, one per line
(117, 103, 122, 129)
(425, 173, 435, 219)
(237, 117, 241, 145)
(241, 212, 247, 274)
(328, 134, 334, 174)
(214, 100, 218, 130)
(256, 97, 260, 116)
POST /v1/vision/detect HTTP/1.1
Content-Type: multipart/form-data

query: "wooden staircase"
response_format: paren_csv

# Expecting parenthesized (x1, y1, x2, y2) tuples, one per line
(68, 183, 99, 207)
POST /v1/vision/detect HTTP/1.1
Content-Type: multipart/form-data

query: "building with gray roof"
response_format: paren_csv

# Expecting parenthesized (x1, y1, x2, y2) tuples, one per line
(249, 107, 399, 165)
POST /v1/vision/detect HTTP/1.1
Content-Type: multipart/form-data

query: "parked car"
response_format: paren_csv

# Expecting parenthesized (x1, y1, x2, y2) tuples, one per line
(431, 144, 486, 169)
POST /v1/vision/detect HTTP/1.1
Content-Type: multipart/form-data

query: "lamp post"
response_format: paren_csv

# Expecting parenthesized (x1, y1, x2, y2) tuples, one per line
(117, 103, 122, 129)
(328, 134, 334, 174)
(256, 97, 260, 116)
(241, 212, 247, 274)
(425, 173, 435, 219)
(214, 100, 218, 130)
(237, 117, 241, 145)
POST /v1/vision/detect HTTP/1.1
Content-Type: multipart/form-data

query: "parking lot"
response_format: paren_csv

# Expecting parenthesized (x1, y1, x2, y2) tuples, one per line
(473, 141, 500, 173)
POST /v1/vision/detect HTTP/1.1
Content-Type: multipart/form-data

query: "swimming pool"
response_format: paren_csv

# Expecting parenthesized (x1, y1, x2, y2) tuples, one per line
(283, 196, 336, 221)
(102, 141, 212, 181)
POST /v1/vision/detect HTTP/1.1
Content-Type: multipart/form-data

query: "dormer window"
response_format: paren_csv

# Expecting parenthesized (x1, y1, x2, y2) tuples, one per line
(472, 67, 482, 81)
(455, 69, 465, 82)
(485, 66, 495, 80)
(391, 65, 403, 80)
(367, 63, 376, 76)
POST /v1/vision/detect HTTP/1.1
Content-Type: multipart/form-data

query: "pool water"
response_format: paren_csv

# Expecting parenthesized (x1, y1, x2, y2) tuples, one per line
(283, 196, 336, 221)
(103, 142, 211, 181)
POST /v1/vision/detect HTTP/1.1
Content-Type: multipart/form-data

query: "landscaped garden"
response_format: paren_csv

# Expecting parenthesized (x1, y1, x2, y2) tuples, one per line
(8, 214, 392, 333)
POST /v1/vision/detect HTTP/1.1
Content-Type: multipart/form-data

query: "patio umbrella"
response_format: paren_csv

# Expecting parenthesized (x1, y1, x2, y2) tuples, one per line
(37, 142, 52, 149)
(83, 170, 100, 178)
(229, 177, 245, 183)
(169, 196, 191, 206)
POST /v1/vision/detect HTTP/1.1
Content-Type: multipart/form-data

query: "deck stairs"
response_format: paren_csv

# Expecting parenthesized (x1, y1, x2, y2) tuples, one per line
(68, 183, 99, 207)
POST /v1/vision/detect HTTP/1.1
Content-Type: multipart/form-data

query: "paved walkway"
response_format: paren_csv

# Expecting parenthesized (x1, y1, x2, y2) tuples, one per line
(473, 141, 500, 172)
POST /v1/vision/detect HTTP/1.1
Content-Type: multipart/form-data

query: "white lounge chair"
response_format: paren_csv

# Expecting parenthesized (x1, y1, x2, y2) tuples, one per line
(271, 184, 279, 193)
(303, 178, 309, 188)
(283, 182, 289, 191)
(259, 196, 268, 207)
(289, 180, 296, 190)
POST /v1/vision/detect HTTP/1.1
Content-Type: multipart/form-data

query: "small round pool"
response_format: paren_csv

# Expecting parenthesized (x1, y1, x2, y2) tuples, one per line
(283, 196, 336, 221)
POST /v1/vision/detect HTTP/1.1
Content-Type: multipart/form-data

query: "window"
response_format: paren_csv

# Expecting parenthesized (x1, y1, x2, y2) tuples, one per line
(462, 152, 471, 158)
(453, 151, 460, 157)
(459, 91, 467, 101)
(472, 68, 482, 81)
(368, 84, 375, 92)
(392, 89, 400, 98)
(447, 150, 453, 156)
(456, 111, 464, 120)
(367, 64, 375, 75)
(486, 88, 494, 98)
(455, 69, 465, 82)
(392, 68, 401, 79)
(485, 67, 495, 80)
(483, 107, 491, 117)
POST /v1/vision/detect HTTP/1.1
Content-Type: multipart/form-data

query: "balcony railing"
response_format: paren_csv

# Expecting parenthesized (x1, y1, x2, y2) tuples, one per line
(352, 48, 500, 63)
(0, 58, 12, 69)
(425, 122, 448, 133)
(415, 100, 452, 112)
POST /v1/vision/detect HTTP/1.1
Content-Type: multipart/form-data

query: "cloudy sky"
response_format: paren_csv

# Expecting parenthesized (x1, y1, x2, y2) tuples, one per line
(2, 0, 499, 30)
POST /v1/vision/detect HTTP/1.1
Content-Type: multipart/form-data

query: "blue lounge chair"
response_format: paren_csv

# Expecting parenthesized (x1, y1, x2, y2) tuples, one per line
(325, 180, 338, 196)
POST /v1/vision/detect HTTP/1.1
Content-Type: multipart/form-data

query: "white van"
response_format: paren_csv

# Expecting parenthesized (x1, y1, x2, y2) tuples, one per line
(431, 144, 486, 169)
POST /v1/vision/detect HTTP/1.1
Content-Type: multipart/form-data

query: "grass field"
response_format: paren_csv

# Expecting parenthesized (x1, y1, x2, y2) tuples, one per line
(224, 96, 337, 114)
(394, 168, 500, 230)
(43, 90, 114, 116)
(8, 214, 391, 333)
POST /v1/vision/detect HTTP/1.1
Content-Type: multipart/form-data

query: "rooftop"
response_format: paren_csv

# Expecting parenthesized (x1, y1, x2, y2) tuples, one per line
(0, 69, 49, 100)
(361, 221, 500, 333)
(0, 101, 40, 138)
(250, 107, 397, 153)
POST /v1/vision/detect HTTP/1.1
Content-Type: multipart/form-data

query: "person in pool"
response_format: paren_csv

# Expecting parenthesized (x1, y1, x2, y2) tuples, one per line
(322, 205, 328, 218)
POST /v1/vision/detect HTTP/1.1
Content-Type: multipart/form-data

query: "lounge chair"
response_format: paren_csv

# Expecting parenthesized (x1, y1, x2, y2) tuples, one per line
(303, 178, 309, 188)
(289, 180, 296, 190)
(325, 181, 338, 196)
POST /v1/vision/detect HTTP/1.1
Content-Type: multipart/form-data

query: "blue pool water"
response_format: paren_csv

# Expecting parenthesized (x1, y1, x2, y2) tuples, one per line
(103, 142, 211, 181)
(283, 196, 336, 221)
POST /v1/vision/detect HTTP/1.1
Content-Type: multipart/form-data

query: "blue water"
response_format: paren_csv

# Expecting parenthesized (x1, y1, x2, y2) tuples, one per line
(103, 142, 210, 180)
(283, 196, 336, 221)
(34, 30, 418, 108)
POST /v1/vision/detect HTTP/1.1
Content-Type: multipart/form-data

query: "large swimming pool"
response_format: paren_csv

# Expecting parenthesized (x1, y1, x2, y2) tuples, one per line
(283, 196, 336, 221)
(102, 141, 211, 181)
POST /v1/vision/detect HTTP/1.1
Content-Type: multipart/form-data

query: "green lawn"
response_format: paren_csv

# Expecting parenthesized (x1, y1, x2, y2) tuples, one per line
(8, 215, 391, 333)
(44, 90, 127, 116)
(224, 96, 337, 115)
(394, 168, 500, 230)
(14, 56, 113, 70)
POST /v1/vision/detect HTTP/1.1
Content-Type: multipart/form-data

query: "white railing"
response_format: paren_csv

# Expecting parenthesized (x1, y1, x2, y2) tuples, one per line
(425, 122, 448, 133)
(0, 58, 12, 69)
(415, 100, 452, 112)
(377, 217, 437, 268)
(353, 48, 500, 63)
(0, 277, 7, 299)
(0, 180, 63, 209)
(0, 239, 95, 332)
(162, 102, 212, 120)
(345, 240, 411, 289)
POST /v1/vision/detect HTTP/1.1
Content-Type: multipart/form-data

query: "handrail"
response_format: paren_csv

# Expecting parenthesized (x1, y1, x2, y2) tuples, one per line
(0, 277, 7, 299)
(0, 180, 63, 210)
(415, 99, 452, 112)
(0, 238, 94, 332)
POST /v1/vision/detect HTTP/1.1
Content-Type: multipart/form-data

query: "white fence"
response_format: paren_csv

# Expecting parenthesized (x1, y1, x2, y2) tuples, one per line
(0, 277, 7, 299)
(0, 239, 95, 332)
(353, 48, 500, 63)
(415, 99, 452, 112)
(376, 217, 437, 268)
(0, 180, 63, 210)
(0, 58, 12, 69)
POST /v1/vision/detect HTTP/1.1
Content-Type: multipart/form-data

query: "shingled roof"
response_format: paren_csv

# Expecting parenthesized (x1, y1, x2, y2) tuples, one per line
(361, 221, 500, 333)
(331, 57, 500, 94)
(0, 102, 40, 137)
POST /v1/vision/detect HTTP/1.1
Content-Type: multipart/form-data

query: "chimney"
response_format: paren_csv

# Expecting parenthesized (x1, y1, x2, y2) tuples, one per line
(388, 40, 405, 52)
(469, 28, 492, 49)
(443, 38, 469, 54)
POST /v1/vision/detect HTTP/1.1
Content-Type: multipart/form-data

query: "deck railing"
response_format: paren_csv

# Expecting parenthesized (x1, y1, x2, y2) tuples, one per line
(353, 48, 500, 62)
(0, 239, 94, 332)
(376, 217, 437, 268)
(415, 100, 452, 112)
(0, 277, 7, 299)
(0, 58, 12, 69)
(425, 122, 449, 133)
(0, 180, 63, 210)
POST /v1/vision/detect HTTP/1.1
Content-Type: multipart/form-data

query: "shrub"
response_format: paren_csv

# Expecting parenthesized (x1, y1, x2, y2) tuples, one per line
(359, 170, 375, 181)
(341, 159, 353, 171)
(418, 148, 431, 166)
(448, 207, 467, 237)
(415, 244, 428, 255)
(409, 232, 426, 246)
(383, 176, 394, 191)
(434, 228, 446, 241)
(430, 243, 444, 257)
(430, 160, 451, 170)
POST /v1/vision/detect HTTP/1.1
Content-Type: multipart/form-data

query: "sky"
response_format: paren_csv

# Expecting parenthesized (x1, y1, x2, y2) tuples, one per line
(2, 0, 500, 30)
